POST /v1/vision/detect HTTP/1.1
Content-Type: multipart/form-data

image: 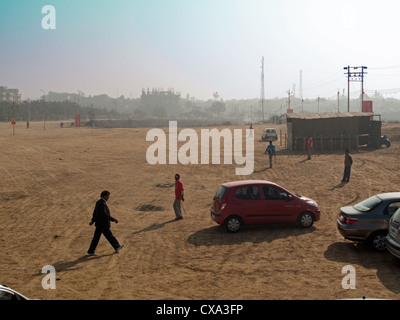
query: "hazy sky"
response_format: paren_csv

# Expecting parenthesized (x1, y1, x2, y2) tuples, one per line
(1, 0, 400, 101)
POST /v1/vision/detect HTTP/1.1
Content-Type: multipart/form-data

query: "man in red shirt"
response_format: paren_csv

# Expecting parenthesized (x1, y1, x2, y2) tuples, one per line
(173, 174, 184, 220)
(307, 136, 313, 160)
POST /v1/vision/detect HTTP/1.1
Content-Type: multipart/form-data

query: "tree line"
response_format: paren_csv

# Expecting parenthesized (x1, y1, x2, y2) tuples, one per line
(0, 100, 119, 122)
(1, 92, 398, 123)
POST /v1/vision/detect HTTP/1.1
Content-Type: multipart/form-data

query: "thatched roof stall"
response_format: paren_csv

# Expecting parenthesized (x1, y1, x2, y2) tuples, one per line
(286, 112, 381, 152)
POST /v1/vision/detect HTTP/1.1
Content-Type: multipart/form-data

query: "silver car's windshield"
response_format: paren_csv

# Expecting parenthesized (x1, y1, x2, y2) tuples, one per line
(353, 195, 382, 212)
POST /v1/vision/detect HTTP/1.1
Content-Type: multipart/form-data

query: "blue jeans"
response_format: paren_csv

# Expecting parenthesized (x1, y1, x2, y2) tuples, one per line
(88, 227, 120, 253)
(268, 154, 273, 168)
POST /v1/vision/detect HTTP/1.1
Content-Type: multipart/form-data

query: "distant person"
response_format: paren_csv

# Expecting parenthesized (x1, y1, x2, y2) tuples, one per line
(341, 149, 353, 183)
(307, 136, 313, 160)
(87, 190, 124, 256)
(249, 124, 254, 138)
(26, 121, 29, 129)
(173, 174, 184, 220)
(264, 141, 276, 168)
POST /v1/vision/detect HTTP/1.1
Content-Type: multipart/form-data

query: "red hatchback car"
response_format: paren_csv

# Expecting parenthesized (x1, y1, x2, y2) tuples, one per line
(211, 180, 321, 233)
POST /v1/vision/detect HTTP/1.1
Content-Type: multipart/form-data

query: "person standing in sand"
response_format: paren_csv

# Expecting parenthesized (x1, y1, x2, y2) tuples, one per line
(173, 174, 184, 220)
(87, 190, 124, 256)
(341, 149, 353, 183)
(249, 124, 254, 138)
(307, 136, 313, 160)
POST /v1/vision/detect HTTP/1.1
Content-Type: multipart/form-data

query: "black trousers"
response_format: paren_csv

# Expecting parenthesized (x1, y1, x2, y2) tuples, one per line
(88, 227, 120, 253)
(342, 166, 351, 182)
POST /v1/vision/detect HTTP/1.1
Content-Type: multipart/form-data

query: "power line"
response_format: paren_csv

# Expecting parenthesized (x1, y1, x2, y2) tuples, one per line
(304, 71, 343, 90)
(368, 64, 400, 70)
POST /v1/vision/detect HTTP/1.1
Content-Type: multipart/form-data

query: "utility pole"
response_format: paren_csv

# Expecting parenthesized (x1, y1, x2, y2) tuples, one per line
(12, 99, 15, 136)
(41, 89, 46, 131)
(360, 67, 367, 109)
(299, 70, 303, 100)
(343, 66, 368, 112)
(344, 66, 350, 112)
(27, 98, 30, 129)
(260, 56, 265, 122)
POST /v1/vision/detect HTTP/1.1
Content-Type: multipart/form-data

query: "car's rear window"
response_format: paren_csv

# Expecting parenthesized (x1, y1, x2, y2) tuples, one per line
(353, 195, 382, 212)
(214, 186, 228, 200)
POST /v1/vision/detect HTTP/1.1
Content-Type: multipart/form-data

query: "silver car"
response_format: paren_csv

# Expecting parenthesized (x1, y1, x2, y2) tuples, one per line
(337, 193, 400, 251)
(386, 208, 400, 258)
(261, 128, 278, 142)
(0, 285, 30, 300)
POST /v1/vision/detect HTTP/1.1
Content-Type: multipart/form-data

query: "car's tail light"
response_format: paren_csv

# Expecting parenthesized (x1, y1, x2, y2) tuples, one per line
(339, 214, 358, 224)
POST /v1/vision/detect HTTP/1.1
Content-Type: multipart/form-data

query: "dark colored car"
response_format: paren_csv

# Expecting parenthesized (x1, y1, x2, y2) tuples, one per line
(337, 193, 400, 251)
(211, 180, 320, 233)
(386, 208, 400, 259)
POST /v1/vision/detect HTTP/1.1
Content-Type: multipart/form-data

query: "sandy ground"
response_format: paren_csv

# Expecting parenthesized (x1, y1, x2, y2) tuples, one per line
(0, 120, 400, 300)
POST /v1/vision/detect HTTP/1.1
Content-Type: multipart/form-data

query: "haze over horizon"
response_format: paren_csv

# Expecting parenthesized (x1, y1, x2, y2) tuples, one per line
(1, 0, 400, 101)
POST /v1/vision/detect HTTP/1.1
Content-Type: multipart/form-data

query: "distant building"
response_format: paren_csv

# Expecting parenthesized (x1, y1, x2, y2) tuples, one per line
(0, 86, 22, 103)
(286, 112, 382, 151)
(140, 88, 182, 117)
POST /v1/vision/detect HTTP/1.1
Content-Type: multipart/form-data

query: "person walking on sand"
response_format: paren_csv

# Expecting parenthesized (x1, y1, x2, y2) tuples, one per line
(264, 141, 276, 168)
(87, 190, 124, 256)
(341, 149, 353, 183)
(307, 136, 313, 160)
(173, 174, 184, 220)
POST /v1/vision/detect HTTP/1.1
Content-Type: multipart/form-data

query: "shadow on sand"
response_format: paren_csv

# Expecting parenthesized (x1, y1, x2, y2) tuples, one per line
(187, 224, 316, 247)
(32, 253, 115, 276)
(324, 242, 400, 295)
(330, 181, 346, 190)
(132, 219, 178, 235)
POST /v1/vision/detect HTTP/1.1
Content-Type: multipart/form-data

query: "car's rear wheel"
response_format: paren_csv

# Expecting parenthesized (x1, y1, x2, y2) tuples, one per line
(297, 212, 315, 228)
(369, 231, 387, 251)
(225, 216, 242, 233)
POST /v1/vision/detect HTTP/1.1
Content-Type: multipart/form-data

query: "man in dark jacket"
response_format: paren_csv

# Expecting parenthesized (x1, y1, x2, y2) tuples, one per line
(87, 190, 124, 256)
(341, 149, 353, 183)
